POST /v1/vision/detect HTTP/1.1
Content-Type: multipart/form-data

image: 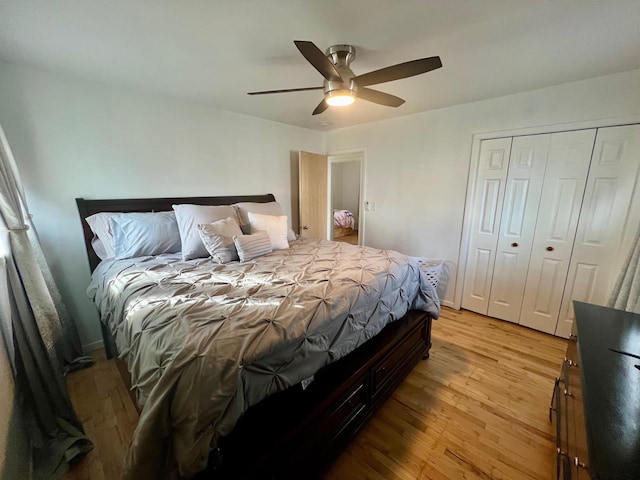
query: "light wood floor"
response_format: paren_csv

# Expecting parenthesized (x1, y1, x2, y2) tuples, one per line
(334, 231, 359, 245)
(64, 308, 567, 480)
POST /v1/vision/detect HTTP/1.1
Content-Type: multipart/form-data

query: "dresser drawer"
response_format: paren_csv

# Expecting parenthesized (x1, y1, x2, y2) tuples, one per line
(565, 338, 590, 479)
(553, 368, 571, 480)
(553, 330, 591, 480)
(372, 321, 424, 396)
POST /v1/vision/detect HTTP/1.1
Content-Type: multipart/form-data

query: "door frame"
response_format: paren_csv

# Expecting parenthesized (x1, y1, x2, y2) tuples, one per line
(455, 115, 640, 310)
(328, 148, 367, 245)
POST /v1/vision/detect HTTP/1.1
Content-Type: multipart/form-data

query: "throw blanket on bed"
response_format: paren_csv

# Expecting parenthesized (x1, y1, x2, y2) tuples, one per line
(333, 209, 355, 229)
(88, 238, 440, 479)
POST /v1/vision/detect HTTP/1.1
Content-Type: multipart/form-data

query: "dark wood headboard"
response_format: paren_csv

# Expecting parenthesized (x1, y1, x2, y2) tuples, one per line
(76, 194, 276, 272)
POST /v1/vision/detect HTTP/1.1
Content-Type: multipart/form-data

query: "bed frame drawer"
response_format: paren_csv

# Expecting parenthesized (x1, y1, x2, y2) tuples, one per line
(372, 320, 425, 399)
(287, 375, 369, 464)
(319, 377, 367, 441)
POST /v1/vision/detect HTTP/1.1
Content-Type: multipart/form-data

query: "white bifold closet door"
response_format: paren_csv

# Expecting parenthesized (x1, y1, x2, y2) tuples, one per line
(462, 124, 640, 337)
(461, 137, 512, 315)
(487, 134, 550, 322)
(518, 129, 596, 333)
(555, 124, 640, 337)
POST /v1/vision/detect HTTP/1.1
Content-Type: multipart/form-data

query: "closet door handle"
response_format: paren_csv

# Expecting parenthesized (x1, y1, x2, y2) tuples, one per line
(511, 242, 518, 247)
(546, 246, 554, 251)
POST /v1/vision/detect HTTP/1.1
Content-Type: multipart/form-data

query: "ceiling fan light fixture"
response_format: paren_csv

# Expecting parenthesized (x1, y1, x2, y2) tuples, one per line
(325, 89, 355, 107)
(248, 41, 442, 116)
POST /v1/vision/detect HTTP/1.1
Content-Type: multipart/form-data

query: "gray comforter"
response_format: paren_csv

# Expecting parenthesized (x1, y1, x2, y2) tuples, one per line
(87, 238, 440, 479)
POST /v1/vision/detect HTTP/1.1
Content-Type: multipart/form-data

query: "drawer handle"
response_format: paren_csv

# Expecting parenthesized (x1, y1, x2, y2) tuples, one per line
(347, 399, 355, 408)
(563, 357, 579, 368)
(563, 389, 573, 397)
(549, 377, 559, 423)
(380, 366, 387, 374)
(574, 457, 588, 469)
(511, 242, 519, 247)
(546, 246, 554, 251)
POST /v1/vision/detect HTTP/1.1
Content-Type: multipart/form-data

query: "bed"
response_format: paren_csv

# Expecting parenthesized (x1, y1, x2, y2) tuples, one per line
(76, 194, 440, 480)
(333, 208, 356, 239)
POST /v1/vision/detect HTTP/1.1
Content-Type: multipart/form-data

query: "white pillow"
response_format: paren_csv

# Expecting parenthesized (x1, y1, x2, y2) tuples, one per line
(197, 217, 243, 264)
(86, 212, 119, 259)
(234, 201, 296, 241)
(233, 231, 272, 262)
(248, 212, 289, 250)
(173, 204, 239, 260)
(111, 211, 181, 260)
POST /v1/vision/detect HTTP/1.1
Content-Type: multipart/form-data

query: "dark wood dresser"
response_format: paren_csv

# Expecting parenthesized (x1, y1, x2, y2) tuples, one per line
(551, 302, 640, 479)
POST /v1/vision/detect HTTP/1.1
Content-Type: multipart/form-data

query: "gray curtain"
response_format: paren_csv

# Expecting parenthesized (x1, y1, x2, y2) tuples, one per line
(0, 125, 93, 479)
(608, 223, 640, 313)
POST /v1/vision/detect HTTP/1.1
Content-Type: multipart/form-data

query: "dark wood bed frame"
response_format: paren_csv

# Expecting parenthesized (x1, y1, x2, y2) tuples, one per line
(76, 194, 433, 479)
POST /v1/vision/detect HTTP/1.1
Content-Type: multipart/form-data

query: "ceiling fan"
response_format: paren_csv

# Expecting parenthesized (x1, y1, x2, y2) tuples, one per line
(248, 41, 442, 115)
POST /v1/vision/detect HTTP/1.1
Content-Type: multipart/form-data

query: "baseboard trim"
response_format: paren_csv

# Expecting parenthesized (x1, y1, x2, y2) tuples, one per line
(441, 299, 456, 309)
(83, 339, 104, 353)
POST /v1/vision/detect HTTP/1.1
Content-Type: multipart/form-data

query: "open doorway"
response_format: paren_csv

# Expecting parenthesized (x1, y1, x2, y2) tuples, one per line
(329, 151, 364, 246)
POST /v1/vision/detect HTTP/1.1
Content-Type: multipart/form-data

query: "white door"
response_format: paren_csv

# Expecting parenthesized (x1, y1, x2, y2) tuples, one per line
(555, 124, 640, 337)
(487, 134, 550, 322)
(519, 129, 596, 334)
(462, 137, 512, 314)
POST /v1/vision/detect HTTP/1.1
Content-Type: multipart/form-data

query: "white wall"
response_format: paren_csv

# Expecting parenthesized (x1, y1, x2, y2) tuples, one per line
(0, 61, 323, 350)
(325, 69, 640, 306)
(331, 164, 343, 212)
(331, 161, 360, 225)
(2, 60, 639, 346)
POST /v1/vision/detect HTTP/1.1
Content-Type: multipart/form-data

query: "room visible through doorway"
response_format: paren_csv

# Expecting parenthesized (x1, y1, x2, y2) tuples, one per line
(329, 151, 364, 246)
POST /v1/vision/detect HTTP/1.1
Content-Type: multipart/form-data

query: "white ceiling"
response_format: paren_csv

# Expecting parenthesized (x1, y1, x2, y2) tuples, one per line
(1, 1, 639, 131)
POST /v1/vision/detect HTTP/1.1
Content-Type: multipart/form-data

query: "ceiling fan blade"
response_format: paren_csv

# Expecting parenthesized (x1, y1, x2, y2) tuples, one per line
(352, 56, 442, 87)
(312, 100, 329, 115)
(248, 86, 323, 95)
(294, 40, 342, 82)
(357, 87, 405, 107)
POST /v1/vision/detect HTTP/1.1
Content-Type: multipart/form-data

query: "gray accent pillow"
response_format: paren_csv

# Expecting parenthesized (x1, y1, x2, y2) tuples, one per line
(198, 217, 243, 264)
(173, 204, 239, 260)
(111, 211, 181, 260)
(233, 231, 273, 262)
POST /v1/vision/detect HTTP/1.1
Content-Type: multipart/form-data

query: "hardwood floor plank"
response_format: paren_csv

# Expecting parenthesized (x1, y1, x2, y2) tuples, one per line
(64, 308, 566, 479)
(65, 349, 138, 479)
(327, 308, 565, 480)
